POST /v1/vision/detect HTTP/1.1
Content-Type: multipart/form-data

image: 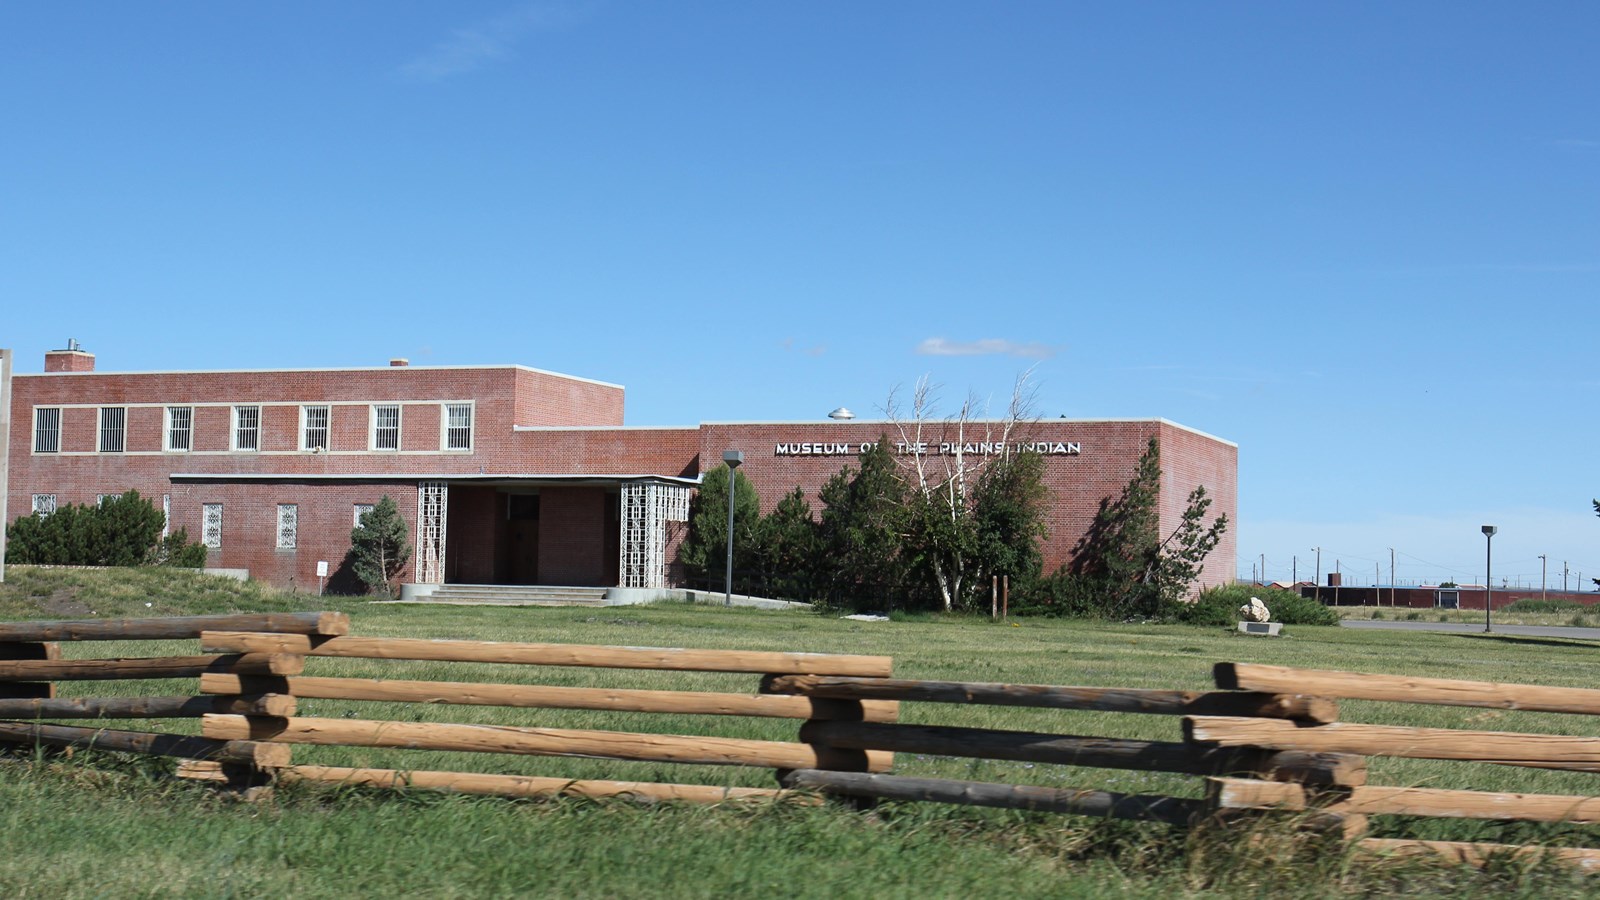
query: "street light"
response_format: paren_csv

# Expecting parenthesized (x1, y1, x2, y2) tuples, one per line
(723, 450, 744, 607)
(1481, 525, 1497, 633)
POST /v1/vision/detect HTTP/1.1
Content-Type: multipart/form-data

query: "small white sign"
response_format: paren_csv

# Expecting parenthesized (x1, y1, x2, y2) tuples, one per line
(316, 560, 329, 577)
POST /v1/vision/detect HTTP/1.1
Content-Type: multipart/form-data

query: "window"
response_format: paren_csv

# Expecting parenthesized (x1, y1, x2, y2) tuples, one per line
(202, 503, 223, 549)
(232, 405, 260, 451)
(353, 503, 375, 527)
(97, 493, 119, 507)
(302, 405, 330, 451)
(443, 403, 473, 451)
(98, 407, 126, 453)
(162, 494, 171, 538)
(276, 504, 298, 550)
(371, 404, 400, 451)
(33, 408, 60, 453)
(165, 406, 193, 452)
(32, 494, 56, 517)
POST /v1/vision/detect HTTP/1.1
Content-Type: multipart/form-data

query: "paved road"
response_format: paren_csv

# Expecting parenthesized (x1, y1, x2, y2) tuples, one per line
(1341, 619, 1600, 641)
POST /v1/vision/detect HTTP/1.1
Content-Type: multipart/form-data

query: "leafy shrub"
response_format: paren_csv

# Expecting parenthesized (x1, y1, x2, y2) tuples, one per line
(1179, 585, 1339, 627)
(1405, 612, 1421, 621)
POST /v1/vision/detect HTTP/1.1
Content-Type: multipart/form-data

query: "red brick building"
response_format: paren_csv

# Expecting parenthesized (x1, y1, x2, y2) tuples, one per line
(5, 345, 1238, 596)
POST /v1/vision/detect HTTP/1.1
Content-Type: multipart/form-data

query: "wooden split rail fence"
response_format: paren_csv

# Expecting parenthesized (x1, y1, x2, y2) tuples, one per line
(5, 614, 1600, 869)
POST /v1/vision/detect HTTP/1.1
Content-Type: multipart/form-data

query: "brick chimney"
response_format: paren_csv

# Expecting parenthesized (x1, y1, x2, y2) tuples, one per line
(44, 339, 95, 372)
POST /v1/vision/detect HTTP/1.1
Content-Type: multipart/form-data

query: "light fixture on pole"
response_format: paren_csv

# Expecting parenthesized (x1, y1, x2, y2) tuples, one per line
(828, 407, 855, 420)
(722, 450, 744, 607)
(1481, 525, 1497, 633)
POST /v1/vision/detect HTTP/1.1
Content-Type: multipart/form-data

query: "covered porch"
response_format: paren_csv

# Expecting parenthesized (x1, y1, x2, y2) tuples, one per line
(411, 475, 695, 591)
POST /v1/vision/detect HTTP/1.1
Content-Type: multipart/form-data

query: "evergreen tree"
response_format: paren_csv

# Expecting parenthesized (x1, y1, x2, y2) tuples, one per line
(1066, 438, 1227, 618)
(817, 439, 909, 609)
(970, 450, 1049, 600)
(349, 495, 412, 598)
(680, 464, 761, 590)
(752, 487, 820, 601)
(5, 491, 201, 567)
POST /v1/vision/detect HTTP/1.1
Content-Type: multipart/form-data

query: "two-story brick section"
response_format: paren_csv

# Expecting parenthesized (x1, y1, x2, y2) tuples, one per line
(4, 343, 1237, 596)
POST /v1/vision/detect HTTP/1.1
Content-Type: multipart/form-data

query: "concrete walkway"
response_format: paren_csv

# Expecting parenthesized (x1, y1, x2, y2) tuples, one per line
(1341, 619, 1600, 641)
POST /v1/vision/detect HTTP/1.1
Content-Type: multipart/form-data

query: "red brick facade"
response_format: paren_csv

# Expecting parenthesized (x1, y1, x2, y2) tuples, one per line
(5, 349, 1237, 593)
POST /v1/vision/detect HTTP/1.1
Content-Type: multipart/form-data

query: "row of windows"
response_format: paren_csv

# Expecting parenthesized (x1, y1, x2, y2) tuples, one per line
(32, 495, 379, 552)
(32, 403, 473, 454)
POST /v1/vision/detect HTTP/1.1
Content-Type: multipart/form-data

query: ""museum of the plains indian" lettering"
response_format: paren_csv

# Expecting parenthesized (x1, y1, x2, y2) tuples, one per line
(4, 344, 1237, 598)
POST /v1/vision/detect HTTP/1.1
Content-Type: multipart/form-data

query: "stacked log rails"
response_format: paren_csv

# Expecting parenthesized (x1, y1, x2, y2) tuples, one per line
(1205, 662, 1600, 867)
(197, 631, 898, 803)
(764, 673, 1363, 828)
(0, 613, 343, 790)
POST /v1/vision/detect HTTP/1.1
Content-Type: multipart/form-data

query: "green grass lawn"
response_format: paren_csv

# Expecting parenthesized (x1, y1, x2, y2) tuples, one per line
(3, 567, 1600, 897)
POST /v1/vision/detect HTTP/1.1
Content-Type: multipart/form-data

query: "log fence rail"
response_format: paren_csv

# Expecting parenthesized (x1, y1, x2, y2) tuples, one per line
(3, 614, 1600, 870)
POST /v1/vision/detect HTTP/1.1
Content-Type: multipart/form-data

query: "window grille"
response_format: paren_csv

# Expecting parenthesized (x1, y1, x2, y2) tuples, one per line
(354, 503, 375, 528)
(202, 503, 223, 549)
(99, 407, 126, 453)
(444, 403, 473, 451)
(276, 504, 298, 550)
(33, 408, 60, 453)
(233, 406, 260, 451)
(166, 407, 193, 452)
(372, 405, 400, 451)
(162, 494, 171, 538)
(303, 406, 330, 451)
(32, 494, 56, 517)
(97, 493, 118, 507)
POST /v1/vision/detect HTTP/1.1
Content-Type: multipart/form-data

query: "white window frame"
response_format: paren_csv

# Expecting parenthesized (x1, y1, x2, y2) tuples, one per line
(32, 494, 56, 517)
(301, 405, 330, 452)
(202, 503, 223, 549)
(97, 493, 119, 507)
(276, 504, 298, 550)
(162, 494, 171, 538)
(33, 407, 61, 453)
(353, 503, 375, 528)
(442, 402, 474, 452)
(370, 404, 401, 452)
(232, 405, 261, 452)
(98, 407, 126, 453)
(165, 406, 193, 452)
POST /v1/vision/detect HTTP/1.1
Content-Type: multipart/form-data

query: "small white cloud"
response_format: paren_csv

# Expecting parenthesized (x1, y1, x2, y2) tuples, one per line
(781, 338, 827, 357)
(916, 337, 1058, 359)
(397, 4, 571, 82)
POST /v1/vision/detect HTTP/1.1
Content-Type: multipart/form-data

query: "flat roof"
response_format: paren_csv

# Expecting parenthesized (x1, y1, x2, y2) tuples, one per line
(17, 363, 623, 391)
(168, 472, 701, 486)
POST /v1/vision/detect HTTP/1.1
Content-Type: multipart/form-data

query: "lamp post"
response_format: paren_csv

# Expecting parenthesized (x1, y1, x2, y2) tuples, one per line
(1482, 525, 1497, 633)
(722, 450, 744, 607)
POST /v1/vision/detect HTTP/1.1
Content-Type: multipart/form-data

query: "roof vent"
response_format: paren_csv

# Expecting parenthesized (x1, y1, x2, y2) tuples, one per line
(390, 358, 409, 367)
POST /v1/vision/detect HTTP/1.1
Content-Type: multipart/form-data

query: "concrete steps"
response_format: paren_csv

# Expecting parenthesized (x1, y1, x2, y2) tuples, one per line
(403, 584, 611, 607)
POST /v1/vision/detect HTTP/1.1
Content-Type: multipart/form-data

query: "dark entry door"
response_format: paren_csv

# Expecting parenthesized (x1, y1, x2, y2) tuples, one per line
(508, 494, 540, 584)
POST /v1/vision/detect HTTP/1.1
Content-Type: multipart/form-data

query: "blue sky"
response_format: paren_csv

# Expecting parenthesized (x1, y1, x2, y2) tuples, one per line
(4, 3, 1597, 588)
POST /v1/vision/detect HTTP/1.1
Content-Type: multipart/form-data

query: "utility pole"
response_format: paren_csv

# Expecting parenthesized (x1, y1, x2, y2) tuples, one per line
(1259, 553, 1265, 585)
(1292, 556, 1297, 584)
(1313, 548, 1322, 604)
(1390, 548, 1396, 607)
(1539, 554, 1547, 602)
(1375, 562, 1381, 607)
(1564, 561, 1570, 594)
(1336, 559, 1342, 606)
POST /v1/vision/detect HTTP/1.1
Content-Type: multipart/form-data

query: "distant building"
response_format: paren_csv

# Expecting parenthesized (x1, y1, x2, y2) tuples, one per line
(6, 343, 1238, 595)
